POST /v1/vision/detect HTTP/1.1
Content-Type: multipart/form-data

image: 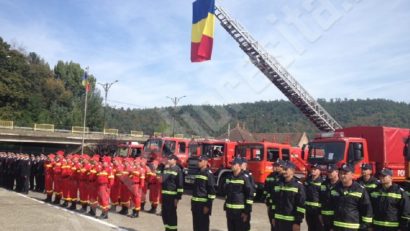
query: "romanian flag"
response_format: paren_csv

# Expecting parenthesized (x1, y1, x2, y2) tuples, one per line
(82, 71, 90, 93)
(191, 0, 215, 62)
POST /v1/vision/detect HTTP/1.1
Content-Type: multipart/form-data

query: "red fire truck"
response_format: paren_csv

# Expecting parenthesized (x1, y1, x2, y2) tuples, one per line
(143, 136, 191, 168)
(116, 142, 143, 157)
(306, 126, 410, 183)
(185, 139, 237, 188)
(234, 141, 307, 194)
(185, 139, 308, 196)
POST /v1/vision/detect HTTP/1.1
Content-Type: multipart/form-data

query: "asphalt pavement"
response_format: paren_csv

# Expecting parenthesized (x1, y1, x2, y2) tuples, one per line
(0, 188, 307, 231)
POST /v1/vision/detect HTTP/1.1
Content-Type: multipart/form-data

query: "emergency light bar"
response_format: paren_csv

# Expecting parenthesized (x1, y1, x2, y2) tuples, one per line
(315, 132, 345, 139)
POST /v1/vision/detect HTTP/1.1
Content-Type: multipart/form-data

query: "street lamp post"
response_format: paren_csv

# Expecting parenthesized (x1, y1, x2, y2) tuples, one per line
(167, 96, 186, 137)
(98, 80, 119, 129)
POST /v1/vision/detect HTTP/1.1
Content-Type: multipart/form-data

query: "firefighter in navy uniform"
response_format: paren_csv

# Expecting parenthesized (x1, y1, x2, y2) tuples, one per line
(161, 154, 184, 231)
(319, 165, 340, 231)
(305, 163, 324, 231)
(370, 168, 410, 231)
(224, 157, 255, 231)
(357, 163, 379, 195)
(329, 164, 373, 231)
(191, 155, 216, 231)
(272, 161, 305, 231)
(240, 157, 256, 231)
(264, 159, 285, 231)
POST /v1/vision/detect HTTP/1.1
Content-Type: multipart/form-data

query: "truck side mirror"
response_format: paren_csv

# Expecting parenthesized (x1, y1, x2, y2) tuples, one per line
(354, 149, 363, 161)
(405, 138, 410, 160)
(301, 144, 307, 160)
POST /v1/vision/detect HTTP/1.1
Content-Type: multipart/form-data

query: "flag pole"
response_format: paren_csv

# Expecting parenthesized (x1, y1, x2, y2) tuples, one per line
(81, 67, 89, 155)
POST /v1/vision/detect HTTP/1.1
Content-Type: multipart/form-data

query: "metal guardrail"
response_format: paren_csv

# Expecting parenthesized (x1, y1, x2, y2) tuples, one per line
(0, 120, 154, 140)
(103, 128, 118, 136)
(174, 134, 185, 138)
(34, 123, 55, 132)
(130, 130, 144, 138)
(0, 120, 13, 129)
(72, 126, 89, 134)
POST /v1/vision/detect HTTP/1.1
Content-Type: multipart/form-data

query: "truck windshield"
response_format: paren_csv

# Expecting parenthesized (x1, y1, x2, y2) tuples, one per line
(189, 143, 199, 157)
(236, 145, 264, 161)
(163, 140, 176, 156)
(144, 139, 162, 152)
(118, 146, 128, 157)
(203, 144, 224, 158)
(308, 142, 345, 164)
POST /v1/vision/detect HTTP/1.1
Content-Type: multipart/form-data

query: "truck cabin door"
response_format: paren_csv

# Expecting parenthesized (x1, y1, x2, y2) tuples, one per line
(282, 148, 290, 162)
(209, 145, 224, 173)
(347, 142, 364, 175)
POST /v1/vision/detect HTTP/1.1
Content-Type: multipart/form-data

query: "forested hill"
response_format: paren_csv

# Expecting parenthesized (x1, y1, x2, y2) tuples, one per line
(1, 37, 410, 137)
(106, 99, 410, 137)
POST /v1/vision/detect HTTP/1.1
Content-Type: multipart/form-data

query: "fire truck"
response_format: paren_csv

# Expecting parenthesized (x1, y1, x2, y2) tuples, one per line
(306, 126, 410, 183)
(184, 139, 237, 188)
(211, 6, 410, 188)
(185, 139, 308, 195)
(116, 142, 143, 157)
(143, 136, 191, 168)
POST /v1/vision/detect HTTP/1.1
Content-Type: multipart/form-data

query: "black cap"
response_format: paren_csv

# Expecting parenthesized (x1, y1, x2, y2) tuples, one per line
(231, 157, 243, 165)
(241, 157, 248, 164)
(198, 155, 209, 161)
(167, 154, 178, 161)
(273, 159, 285, 167)
(327, 164, 338, 172)
(311, 163, 320, 169)
(361, 163, 372, 171)
(283, 161, 296, 170)
(380, 168, 393, 176)
(340, 163, 353, 172)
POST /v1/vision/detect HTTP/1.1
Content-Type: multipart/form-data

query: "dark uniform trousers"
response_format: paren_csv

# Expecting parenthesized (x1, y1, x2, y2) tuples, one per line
(162, 195, 178, 231)
(226, 210, 247, 231)
(191, 202, 210, 231)
(306, 210, 323, 231)
(321, 215, 334, 231)
(275, 220, 295, 231)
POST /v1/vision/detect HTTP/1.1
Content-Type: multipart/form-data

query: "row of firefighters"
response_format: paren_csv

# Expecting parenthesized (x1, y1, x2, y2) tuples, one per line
(6, 151, 410, 231)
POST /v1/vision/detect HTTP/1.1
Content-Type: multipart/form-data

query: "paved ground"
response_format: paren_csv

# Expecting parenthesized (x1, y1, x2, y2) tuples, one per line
(0, 188, 307, 231)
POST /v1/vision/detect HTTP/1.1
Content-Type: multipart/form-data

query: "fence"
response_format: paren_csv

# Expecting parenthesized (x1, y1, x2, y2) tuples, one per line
(130, 130, 144, 138)
(0, 120, 13, 129)
(103, 128, 118, 136)
(72, 126, 89, 134)
(34, 123, 55, 132)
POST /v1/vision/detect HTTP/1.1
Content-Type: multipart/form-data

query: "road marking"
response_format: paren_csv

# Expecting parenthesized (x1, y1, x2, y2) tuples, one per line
(15, 192, 127, 231)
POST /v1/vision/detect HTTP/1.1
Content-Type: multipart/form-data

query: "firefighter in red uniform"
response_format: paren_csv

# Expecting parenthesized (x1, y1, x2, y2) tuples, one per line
(61, 157, 73, 207)
(96, 156, 114, 219)
(119, 159, 133, 215)
(44, 154, 55, 203)
(129, 158, 145, 217)
(140, 157, 149, 211)
(87, 156, 99, 216)
(148, 159, 161, 213)
(52, 155, 63, 204)
(78, 156, 91, 212)
(110, 157, 124, 211)
(68, 155, 81, 210)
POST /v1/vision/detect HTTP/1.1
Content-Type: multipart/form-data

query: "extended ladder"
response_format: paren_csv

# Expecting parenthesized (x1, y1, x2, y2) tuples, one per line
(215, 6, 342, 132)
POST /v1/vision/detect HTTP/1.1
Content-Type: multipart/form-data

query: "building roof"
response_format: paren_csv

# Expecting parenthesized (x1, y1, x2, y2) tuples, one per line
(217, 123, 256, 142)
(217, 123, 308, 146)
(253, 132, 307, 147)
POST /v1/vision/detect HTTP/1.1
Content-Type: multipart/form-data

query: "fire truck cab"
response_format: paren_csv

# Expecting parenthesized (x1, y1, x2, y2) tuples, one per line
(143, 136, 191, 168)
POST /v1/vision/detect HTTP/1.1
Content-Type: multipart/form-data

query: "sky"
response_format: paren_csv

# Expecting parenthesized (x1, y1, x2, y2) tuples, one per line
(0, 0, 409, 109)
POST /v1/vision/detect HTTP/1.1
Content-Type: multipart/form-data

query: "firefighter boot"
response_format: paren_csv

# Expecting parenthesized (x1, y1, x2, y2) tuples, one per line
(53, 195, 61, 205)
(131, 209, 139, 218)
(44, 194, 52, 203)
(119, 205, 128, 215)
(80, 203, 88, 213)
(148, 204, 157, 214)
(61, 200, 68, 207)
(88, 207, 96, 217)
(68, 201, 77, 210)
(99, 211, 108, 219)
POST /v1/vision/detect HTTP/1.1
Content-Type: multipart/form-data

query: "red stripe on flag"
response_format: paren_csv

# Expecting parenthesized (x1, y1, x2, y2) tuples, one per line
(191, 35, 213, 62)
